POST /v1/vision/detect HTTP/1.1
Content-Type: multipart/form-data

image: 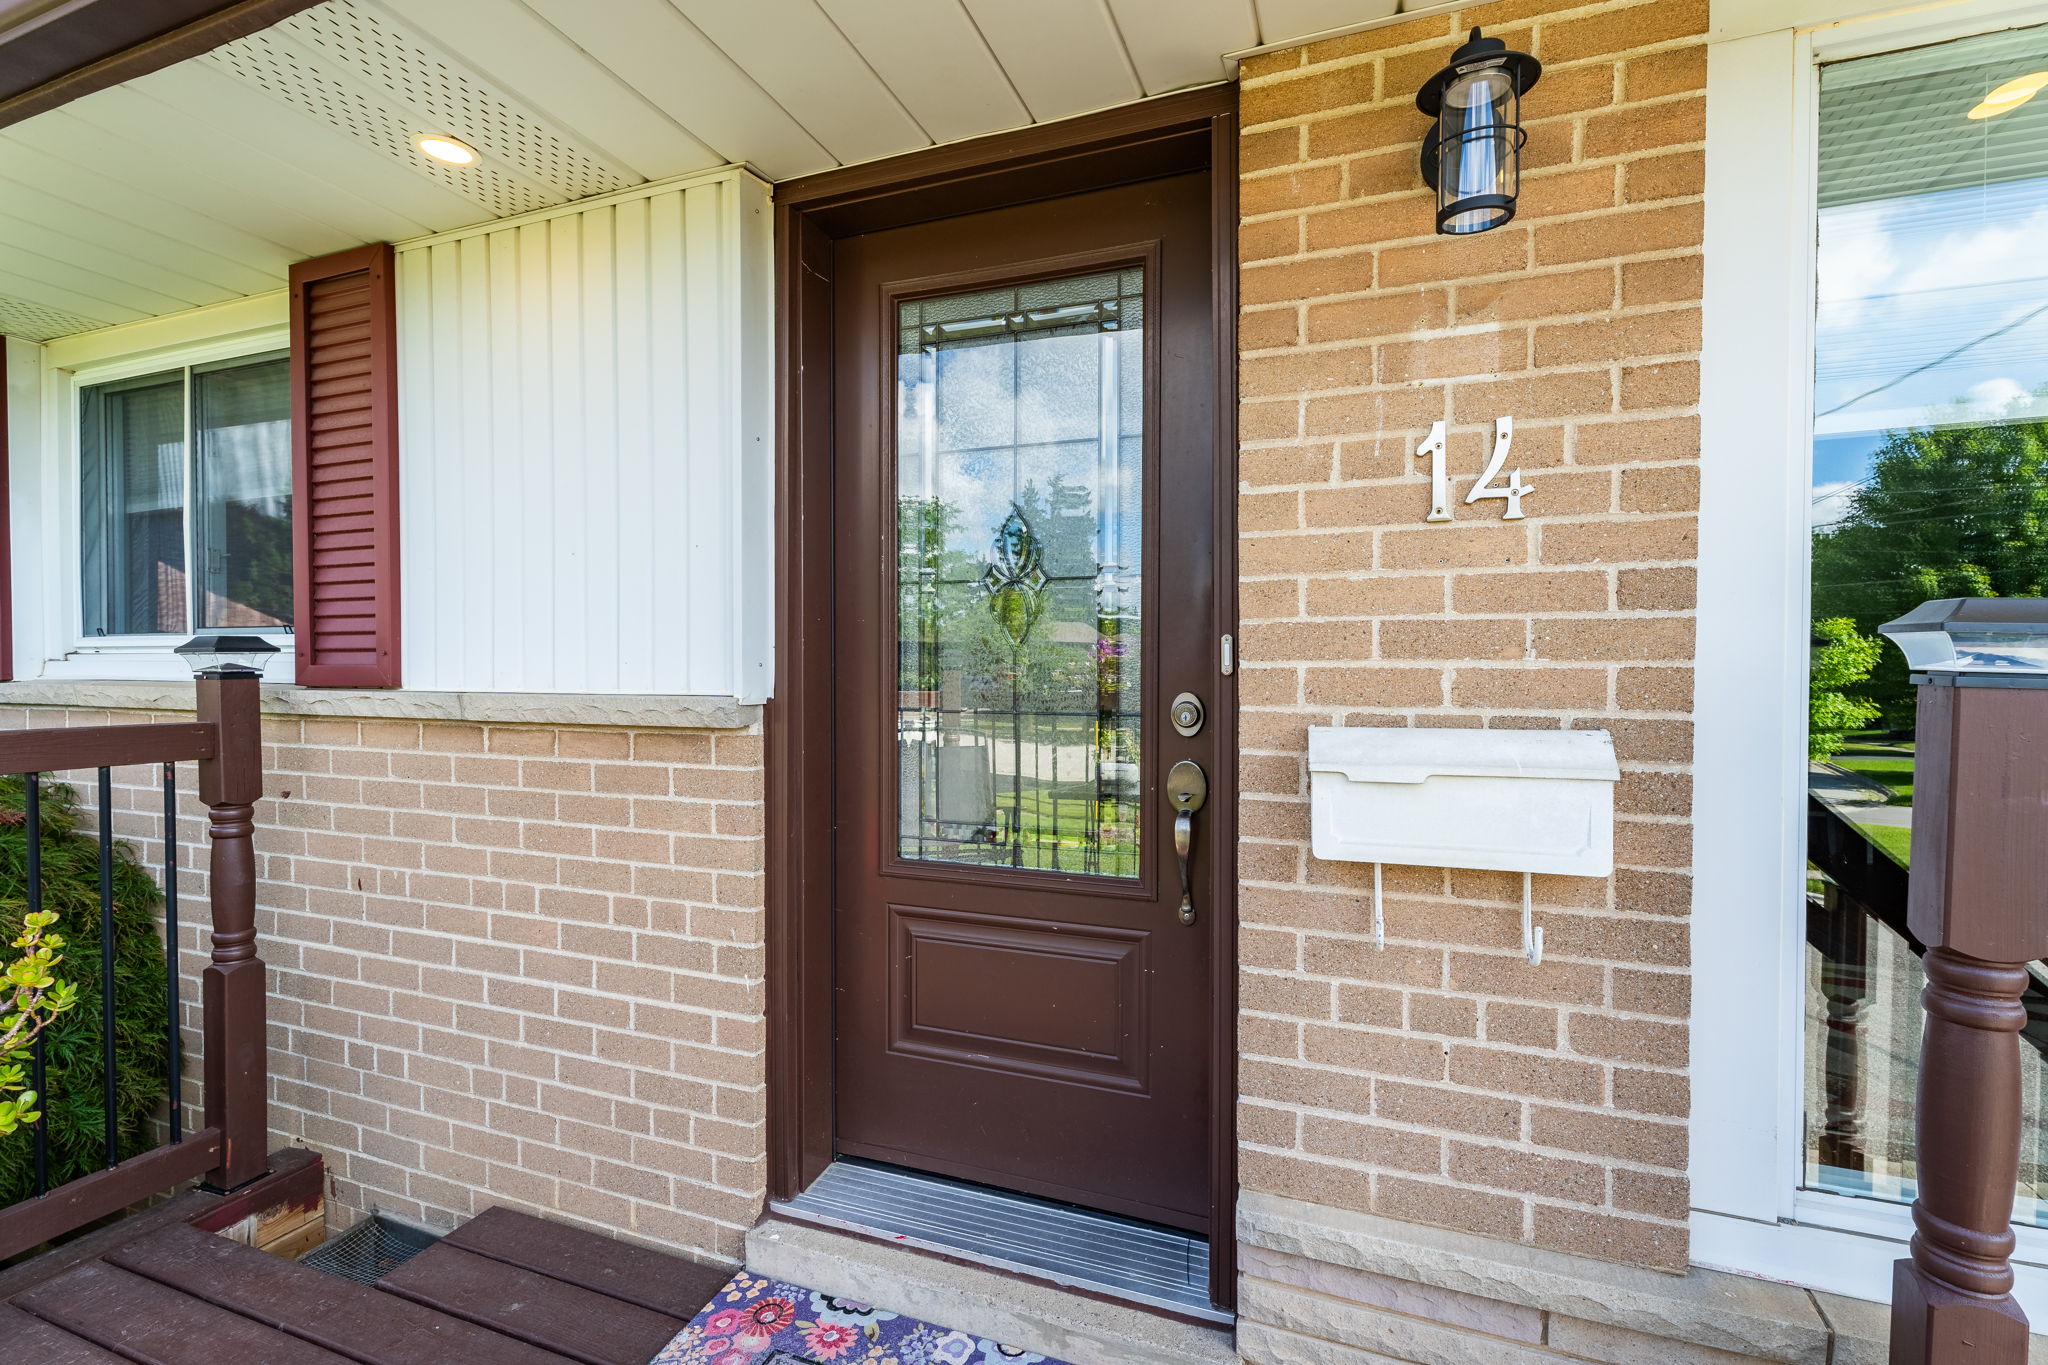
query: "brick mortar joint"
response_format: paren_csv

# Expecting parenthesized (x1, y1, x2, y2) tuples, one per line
(1239, 84, 1706, 142)
(1237, 1137, 1697, 1204)
(1245, 5, 1708, 86)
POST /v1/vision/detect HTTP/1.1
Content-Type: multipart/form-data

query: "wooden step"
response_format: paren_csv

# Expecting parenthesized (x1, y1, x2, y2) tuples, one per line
(14, 1260, 353, 1365)
(0, 1302, 130, 1364)
(441, 1205, 730, 1320)
(106, 1221, 575, 1365)
(378, 1241, 689, 1365)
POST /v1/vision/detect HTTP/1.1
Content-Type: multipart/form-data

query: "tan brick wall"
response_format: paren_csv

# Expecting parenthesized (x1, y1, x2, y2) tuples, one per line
(10, 704, 766, 1264)
(1235, 0, 1703, 1273)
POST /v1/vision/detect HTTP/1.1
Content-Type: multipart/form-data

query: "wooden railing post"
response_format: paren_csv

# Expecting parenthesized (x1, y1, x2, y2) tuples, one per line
(195, 671, 268, 1192)
(1891, 680, 2047, 1365)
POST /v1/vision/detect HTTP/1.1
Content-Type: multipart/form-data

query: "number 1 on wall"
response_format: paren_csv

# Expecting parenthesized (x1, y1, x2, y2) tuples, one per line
(1420, 421, 1452, 523)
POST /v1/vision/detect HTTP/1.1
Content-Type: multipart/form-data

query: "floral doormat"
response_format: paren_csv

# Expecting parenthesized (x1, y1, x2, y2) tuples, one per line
(651, 1271, 1071, 1365)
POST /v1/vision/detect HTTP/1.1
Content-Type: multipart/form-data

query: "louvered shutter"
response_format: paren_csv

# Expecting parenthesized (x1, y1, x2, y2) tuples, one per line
(289, 244, 400, 687)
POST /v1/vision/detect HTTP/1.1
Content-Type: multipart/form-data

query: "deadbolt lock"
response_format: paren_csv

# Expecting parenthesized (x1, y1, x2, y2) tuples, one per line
(1170, 691, 1206, 738)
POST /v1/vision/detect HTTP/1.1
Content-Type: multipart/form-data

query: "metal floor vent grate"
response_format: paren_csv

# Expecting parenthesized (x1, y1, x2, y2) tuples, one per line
(776, 1159, 1222, 1322)
(300, 1214, 441, 1286)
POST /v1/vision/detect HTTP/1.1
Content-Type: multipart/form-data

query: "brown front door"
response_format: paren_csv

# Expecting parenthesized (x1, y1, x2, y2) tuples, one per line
(830, 170, 1220, 1233)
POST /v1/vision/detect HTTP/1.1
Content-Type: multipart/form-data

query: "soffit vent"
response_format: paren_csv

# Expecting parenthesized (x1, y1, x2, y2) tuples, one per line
(278, 2, 637, 203)
(206, 30, 551, 218)
(0, 295, 112, 342)
(203, 0, 639, 220)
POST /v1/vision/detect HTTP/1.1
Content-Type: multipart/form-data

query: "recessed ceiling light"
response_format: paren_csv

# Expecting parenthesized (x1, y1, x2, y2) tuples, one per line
(417, 135, 478, 165)
(1967, 71, 2048, 119)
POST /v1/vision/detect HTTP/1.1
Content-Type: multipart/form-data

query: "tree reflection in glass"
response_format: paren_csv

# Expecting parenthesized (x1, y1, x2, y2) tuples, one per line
(895, 270, 1144, 876)
(1802, 22, 2048, 1226)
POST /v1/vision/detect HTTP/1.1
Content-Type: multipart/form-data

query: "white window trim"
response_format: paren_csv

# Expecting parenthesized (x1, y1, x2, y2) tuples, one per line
(1694, 0, 2048, 1314)
(17, 294, 295, 683)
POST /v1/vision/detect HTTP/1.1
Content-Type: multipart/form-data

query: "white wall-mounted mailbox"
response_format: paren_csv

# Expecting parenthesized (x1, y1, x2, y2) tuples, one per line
(1307, 727, 1620, 877)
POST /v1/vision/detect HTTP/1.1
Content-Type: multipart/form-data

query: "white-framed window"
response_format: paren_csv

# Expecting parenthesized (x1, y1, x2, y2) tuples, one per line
(13, 300, 295, 682)
(1695, 0, 2048, 1315)
(79, 351, 291, 640)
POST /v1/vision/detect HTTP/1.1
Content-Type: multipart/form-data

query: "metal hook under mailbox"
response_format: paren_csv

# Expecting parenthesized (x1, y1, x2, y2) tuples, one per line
(1522, 872, 1544, 966)
(1372, 862, 1385, 951)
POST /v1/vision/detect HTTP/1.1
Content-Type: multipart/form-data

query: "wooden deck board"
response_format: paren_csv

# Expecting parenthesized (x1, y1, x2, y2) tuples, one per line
(0, 1302, 133, 1363)
(0, 1189, 221, 1299)
(441, 1205, 731, 1319)
(14, 1260, 356, 1365)
(106, 1221, 581, 1365)
(378, 1242, 689, 1365)
(2, 1201, 715, 1365)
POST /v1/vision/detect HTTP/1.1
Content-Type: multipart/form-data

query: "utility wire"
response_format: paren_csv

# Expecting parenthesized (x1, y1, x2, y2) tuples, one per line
(1818, 298, 2048, 417)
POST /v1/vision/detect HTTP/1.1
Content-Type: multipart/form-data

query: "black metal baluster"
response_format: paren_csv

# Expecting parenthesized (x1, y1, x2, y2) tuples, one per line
(162, 762, 181, 1145)
(26, 773, 47, 1198)
(97, 767, 116, 1170)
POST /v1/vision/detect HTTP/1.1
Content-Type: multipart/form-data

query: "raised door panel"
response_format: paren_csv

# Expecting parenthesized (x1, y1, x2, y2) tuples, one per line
(889, 905, 1150, 1091)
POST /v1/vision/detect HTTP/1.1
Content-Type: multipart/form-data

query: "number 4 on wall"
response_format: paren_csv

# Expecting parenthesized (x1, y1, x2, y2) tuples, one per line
(1419, 416, 1531, 523)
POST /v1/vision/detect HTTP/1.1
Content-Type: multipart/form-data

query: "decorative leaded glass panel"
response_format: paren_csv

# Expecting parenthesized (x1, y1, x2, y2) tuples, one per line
(895, 269, 1144, 876)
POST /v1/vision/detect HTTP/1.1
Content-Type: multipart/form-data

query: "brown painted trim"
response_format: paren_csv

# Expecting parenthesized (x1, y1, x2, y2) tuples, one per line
(1205, 106, 1241, 1313)
(776, 86, 1233, 239)
(0, 1128, 223, 1261)
(765, 204, 839, 1200)
(778, 86, 1233, 210)
(187, 1147, 322, 1234)
(0, 0, 323, 131)
(768, 86, 1243, 1305)
(0, 333, 11, 684)
(0, 722, 218, 774)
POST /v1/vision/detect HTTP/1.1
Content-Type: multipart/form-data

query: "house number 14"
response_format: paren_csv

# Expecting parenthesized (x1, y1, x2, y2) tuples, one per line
(1422, 417, 1530, 522)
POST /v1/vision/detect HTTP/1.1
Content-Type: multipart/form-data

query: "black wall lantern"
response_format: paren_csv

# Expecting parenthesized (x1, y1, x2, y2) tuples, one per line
(1418, 27, 1542, 235)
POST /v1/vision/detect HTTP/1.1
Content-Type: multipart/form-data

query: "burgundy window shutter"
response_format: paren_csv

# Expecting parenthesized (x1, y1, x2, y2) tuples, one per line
(289, 244, 400, 687)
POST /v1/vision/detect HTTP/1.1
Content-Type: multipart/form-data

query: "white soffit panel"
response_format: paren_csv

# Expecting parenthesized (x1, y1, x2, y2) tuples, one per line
(0, 237, 194, 319)
(391, 0, 724, 181)
(0, 162, 282, 297)
(73, 77, 463, 242)
(1108, 0, 1259, 93)
(0, 295, 120, 342)
(0, 205, 238, 310)
(671, 0, 928, 164)
(1255, 0, 1404, 45)
(961, 0, 1146, 121)
(521, 0, 834, 182)
(284, 1, 637, 201)
(814, 0, 1031, 144)
(132, 61, 483, 235)
(205, 0, 639, 218)
(2, 109, 357, 261)
(0, 0, 1419, 342)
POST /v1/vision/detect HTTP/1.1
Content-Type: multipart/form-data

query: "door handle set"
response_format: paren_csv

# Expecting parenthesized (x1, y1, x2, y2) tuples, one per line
(1166, 759, 1207, 926)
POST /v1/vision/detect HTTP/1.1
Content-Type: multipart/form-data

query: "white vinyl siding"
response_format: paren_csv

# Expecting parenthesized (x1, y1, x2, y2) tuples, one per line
(394, 167, 773, 701)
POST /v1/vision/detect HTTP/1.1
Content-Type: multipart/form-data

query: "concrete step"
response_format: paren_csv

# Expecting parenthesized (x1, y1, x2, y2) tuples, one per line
(744, 1217, 1240, 1365)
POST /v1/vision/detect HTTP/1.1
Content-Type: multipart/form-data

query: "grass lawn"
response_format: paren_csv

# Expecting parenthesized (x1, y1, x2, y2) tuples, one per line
(1854, 820, 1912, 866)
(1834, 738, 1915, 804)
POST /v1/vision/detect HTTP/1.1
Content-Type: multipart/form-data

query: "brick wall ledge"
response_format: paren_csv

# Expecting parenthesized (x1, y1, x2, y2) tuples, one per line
(0, 680, 761, 731)
(1240, 1192, 1869, 1364)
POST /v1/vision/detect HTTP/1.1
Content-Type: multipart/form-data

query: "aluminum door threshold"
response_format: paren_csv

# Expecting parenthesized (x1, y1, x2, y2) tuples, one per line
(773, 1158, 1224, 1324)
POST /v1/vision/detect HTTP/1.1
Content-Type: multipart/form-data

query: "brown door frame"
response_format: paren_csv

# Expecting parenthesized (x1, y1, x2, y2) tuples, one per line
(765, 84, 1241, 1309)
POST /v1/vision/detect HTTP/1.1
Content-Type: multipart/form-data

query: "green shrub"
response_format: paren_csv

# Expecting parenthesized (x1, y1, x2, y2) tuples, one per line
(0, 906, 80, 1133)
(0, 776, 170, 1203)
